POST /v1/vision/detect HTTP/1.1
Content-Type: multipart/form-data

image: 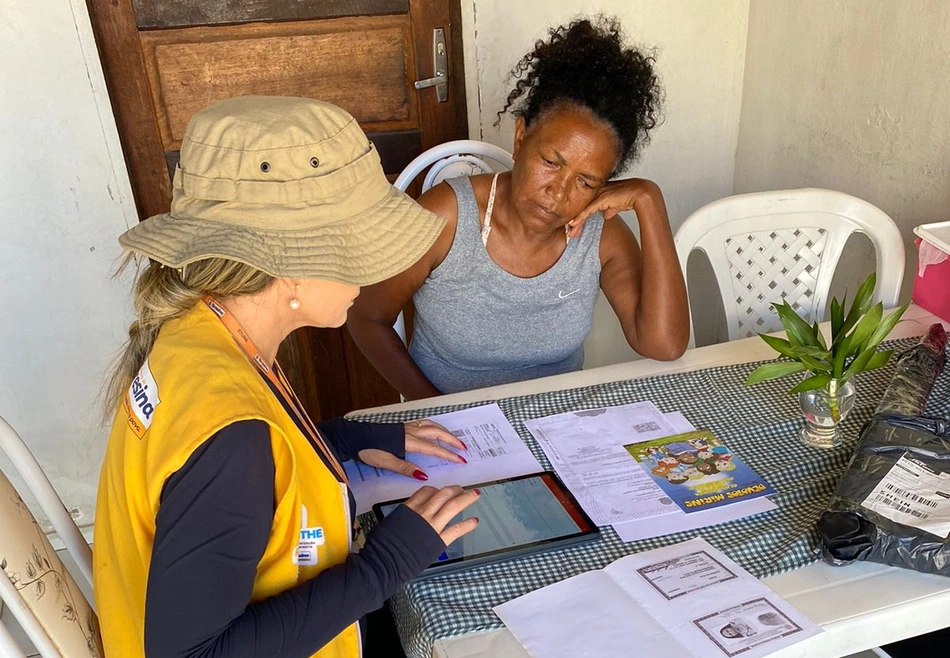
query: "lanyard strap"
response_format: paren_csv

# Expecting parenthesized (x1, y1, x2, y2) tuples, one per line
(203, 296, 349, 484)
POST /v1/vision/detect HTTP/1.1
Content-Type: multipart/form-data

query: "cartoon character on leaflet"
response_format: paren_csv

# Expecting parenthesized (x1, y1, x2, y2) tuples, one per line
(643, 439, 736, 486)
(651, 455, 680, 478)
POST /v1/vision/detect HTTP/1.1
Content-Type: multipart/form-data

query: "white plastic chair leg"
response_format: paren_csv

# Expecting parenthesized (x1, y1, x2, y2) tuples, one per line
(0, 416, 93, 602)
(0, 575, 62, 658)
(0, 618, 29, 658)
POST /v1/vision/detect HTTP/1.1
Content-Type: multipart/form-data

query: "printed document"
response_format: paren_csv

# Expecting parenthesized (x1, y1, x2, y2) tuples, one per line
(493, 538, 821, 658)
(524, 402, 680, 525)
(346, 403, 540, 514)
(612, 413, 776, 541)
(525, 406, 776, 534)
(626, 429, 776, 514)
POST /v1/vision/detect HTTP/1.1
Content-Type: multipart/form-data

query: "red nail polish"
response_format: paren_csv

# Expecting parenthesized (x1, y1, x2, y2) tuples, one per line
(459, 440, 468, 450)
(459, 455, 468, 464)
(474, 488, 481, 495)
(412, 469, 428, 481)
(472, 517, 479, 523)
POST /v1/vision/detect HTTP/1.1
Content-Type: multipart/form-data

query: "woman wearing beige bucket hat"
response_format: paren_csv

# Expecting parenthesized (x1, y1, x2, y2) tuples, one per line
(94, 96, 479, 658)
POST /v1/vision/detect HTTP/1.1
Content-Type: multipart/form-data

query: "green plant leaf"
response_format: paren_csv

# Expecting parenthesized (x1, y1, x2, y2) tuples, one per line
(799, 355, 832, 373)
(832, 333, 850, 379)
(775, 302, 817, 348)
(789, 345, 829, 358)
(802, 361, 831, 374)
(758, 334, 796, 357)
(843, 343, 880, 380)
(745, 361, 807, 386)
(788, 373, 832, 394)
(864, 303, 910, 349)
(832, 291, 849, 345)
(864, 349, 895, 372)
(787, 345, 831, 372)
(840, 272, 876, 335)
(813, 321, 828, 350)
(830, 297, 844, 339)
(845, 302, 883, 353)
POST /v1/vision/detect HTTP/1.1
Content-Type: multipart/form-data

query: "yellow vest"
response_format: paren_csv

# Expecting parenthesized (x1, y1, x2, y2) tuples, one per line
(94, 303, 360, 657)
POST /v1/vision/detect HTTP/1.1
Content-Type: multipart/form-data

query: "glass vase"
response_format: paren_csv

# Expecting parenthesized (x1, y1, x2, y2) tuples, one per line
(797, 379, 856, 449)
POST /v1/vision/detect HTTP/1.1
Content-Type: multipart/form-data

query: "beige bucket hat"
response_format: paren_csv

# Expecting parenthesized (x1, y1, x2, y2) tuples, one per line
(119, 96, 446, 286)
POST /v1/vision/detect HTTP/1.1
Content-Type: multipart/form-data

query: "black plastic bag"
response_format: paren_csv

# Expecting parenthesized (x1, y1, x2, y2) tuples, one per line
(817, 324, 950, 575)
(818, 415, 950, 575)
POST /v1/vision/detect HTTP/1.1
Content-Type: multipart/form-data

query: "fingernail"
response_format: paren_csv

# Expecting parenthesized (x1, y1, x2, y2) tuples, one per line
(459, 440, 468, 450)
(459, 455, 468, 464)
(472, 517, 479, 523)
(474, 488, 481, 495)
(412, 469, 428, 481)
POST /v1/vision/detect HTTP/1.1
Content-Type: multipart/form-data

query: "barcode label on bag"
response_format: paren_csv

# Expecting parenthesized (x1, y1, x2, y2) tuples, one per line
(861, 453, 950, 538)
(882, 483, 939, 508)
(872, 493, 931, 518)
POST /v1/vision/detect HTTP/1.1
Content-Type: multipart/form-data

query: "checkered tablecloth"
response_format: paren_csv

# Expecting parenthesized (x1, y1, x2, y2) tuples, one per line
(355, 337, 950, 658)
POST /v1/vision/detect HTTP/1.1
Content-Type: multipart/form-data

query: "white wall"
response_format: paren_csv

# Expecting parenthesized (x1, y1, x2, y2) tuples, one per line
(0, 0, 136, 528)
(459, 0, 751, 367)
(733, 0, 950, 309)
(10, 0, 946, 526)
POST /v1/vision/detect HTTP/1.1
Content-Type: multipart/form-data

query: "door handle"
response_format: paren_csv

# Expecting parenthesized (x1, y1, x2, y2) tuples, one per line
(413, 28, 448, 102)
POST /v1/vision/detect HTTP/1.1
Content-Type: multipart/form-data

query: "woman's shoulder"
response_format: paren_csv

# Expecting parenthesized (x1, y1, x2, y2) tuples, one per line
(417, 180, 460, 221)
(466, 172, 496, 199)
(420, 171, 495, 205)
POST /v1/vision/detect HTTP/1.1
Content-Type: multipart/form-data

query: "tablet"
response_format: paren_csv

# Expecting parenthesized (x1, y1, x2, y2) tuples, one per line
(372, 471, 599, 578)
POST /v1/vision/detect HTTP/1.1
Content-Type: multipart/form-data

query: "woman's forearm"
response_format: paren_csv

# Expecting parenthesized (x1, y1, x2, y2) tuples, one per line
(631, 184, 690, 358)
(347, 318, 442, 400)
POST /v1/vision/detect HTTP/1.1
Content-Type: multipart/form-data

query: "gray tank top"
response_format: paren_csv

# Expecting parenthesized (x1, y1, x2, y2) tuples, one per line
(409, 175, 604, 394)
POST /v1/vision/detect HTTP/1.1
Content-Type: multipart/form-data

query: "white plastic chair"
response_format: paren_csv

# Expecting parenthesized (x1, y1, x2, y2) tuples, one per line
(391, 140, 514, 344)
(675, 188, 905, 346)
(0, 414, 100, 657)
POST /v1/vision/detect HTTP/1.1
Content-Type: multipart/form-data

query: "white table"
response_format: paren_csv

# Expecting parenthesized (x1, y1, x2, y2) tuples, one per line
(359, 305, 950, 658)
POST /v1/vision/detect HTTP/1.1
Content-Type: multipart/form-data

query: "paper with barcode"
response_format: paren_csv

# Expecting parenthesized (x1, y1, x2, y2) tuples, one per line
(860, 453, 950, 538)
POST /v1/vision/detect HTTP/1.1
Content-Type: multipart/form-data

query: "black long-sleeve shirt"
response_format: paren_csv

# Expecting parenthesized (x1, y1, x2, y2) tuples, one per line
(143, 417, 444, 657)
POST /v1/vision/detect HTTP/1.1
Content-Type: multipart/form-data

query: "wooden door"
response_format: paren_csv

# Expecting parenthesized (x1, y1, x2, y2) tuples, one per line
(87, 0, 467, 420)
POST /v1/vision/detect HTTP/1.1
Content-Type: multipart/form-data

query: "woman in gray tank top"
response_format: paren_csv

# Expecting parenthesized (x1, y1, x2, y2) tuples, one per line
(349, 17, 689, 400)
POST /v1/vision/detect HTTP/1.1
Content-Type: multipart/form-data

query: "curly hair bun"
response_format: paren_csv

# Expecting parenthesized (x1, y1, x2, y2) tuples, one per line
(501, 15, 663, 171)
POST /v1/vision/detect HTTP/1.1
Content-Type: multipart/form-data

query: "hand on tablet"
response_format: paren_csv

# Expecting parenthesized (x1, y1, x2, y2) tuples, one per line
(359, 419, 468, 481)
(404, 485, 480, 546)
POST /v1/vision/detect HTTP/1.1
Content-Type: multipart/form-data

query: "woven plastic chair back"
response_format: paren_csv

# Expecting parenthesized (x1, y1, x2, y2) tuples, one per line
(675, 188, 905, 345)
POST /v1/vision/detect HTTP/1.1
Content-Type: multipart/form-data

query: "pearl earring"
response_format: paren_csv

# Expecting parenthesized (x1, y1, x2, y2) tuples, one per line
(289, 284, 301, 311)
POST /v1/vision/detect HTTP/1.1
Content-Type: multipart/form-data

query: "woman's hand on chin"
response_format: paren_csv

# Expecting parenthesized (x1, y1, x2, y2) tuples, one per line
(567, 178, 664, 238)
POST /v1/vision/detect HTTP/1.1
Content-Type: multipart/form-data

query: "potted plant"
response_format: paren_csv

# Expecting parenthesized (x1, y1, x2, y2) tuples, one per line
(745, 272, 908, 449)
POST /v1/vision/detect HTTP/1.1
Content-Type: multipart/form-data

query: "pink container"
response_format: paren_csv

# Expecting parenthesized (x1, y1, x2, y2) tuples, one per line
(912, 221, 950, 321)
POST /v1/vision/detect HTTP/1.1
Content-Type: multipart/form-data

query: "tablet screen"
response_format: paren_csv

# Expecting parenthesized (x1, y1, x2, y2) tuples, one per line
(374, 472, 597, 574)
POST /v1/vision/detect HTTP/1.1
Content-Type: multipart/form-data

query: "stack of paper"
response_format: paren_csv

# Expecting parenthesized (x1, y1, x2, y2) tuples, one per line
(523, 402, 776, 541)
(346, 403, 541, 514)
(494, 538, 821, 658)
(348, 400, 776, 544)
